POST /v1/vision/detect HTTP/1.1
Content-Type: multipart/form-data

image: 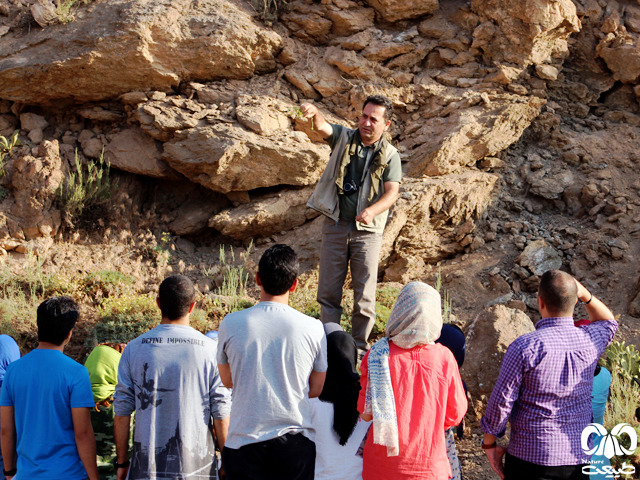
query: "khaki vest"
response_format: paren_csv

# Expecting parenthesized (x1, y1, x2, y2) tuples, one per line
(307, 127, 398, 233)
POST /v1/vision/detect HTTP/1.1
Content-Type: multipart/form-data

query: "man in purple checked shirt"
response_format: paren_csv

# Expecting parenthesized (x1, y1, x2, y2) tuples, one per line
(480, 270, 618, 480)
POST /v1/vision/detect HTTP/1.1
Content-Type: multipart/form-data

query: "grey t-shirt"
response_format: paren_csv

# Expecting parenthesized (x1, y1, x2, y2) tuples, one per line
(328, 124, 402, 220)
(217, 302, 328, 449)
(115, 324, 231, 480)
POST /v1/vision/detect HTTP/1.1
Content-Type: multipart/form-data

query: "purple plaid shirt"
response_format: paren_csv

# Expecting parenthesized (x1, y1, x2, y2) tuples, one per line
(481, 317, 618, 466)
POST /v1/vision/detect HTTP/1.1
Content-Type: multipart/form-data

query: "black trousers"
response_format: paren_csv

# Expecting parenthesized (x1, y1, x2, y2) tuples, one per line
(222, 432, 315, 480)
(505, 453, 587, 480)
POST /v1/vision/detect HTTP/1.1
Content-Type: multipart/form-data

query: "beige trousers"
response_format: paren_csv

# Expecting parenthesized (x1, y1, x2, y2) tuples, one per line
(317, 217, 382, 350)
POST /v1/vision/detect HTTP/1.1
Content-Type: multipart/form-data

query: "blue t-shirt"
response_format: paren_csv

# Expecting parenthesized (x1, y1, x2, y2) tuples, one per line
(0, 349, 94, 480)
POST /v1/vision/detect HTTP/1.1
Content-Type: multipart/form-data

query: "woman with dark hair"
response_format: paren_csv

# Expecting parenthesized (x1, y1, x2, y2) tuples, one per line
(309, 324, 370, 479)
(358, 282, 467, 480)
(436, 324, 467, 480)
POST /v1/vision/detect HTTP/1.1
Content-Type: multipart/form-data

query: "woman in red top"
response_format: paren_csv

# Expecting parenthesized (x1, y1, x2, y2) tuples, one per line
(358, 282, 467, 480)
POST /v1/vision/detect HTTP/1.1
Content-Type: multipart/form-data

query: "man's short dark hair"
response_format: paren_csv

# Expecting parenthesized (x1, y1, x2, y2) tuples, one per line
(363, 95, 393, 122)
(258, 244, 299, 296)
(37, 296, 79, 345)
(158, 275, 196, 320)
(538, 270, 577, 316)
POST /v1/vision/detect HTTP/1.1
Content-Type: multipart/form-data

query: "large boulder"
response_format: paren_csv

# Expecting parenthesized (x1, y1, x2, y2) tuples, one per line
(597, 39, 640, 84)
(462, 305, 535, 397)
(405, 94, 545, 177)
(382, 171, 499, 282)
(1, 141, 63, 248)
(162, 123, 329, 193)
(470, 0, 580, 66)
(0, 0, 282, 104)
(104, 128, 179, 179)
(209, 187, 318, 240)
(518, 239, 563, 276)
(363, 0, 438, 23)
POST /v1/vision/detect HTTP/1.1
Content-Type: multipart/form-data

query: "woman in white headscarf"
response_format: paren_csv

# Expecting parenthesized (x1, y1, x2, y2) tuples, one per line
(357, 282, 467, 480)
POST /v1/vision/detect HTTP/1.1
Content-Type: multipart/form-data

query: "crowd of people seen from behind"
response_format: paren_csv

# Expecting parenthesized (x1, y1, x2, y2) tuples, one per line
(0, 243, 622, 480)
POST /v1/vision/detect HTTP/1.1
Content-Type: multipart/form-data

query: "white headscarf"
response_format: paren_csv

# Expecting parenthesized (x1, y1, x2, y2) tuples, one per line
(386, 281, 442, 348)
(364, 282, 443, 456)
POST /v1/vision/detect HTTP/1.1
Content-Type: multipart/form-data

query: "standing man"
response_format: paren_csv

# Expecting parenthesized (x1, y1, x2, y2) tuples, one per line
(114, 275, 231, 480)
(480, 270, 618, 480)
(0, 296, 99, 480)
(302, 95, 402, 354)
(217, 244, 327, 480)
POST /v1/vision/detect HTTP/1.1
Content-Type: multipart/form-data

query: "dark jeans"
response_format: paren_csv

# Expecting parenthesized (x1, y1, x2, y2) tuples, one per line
(505, 453, 587, 480)
(222, 432, 315, 480)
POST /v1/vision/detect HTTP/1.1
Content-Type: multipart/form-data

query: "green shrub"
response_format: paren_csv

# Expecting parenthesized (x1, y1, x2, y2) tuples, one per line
(89, 295, 158, 347)
(55, 0, 91, 23)
(290, 277, 321, 319)
(603, 340, 640, 475)
(0, 251, 77, 300)
(0, 130, 20, 176)
(604, 341, 640, 382)
(0, 285, 39, 352)
(58, 149, 117, 225)
(250, 0, 288, 24)
(434, 271, 453, 323)
(203, 242, 255, 313)
(82, 270, 135, 298)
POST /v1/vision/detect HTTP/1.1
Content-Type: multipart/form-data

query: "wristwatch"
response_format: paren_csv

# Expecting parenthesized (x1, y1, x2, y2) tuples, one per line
(481, 441, 497, 450)
(3, 467, 17, 476)
(113, 459, 130, 469)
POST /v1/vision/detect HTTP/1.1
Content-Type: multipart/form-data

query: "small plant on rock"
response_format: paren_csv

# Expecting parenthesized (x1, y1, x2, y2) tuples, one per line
(58, 148, 117, 225)
(250, 0, 288, 25)
(289, 106, 314, 130)
(55, 0, 91, 24)
(0, 130, 20, 177)
(203, 242, 255, 313)
(434, 270, 453, 323)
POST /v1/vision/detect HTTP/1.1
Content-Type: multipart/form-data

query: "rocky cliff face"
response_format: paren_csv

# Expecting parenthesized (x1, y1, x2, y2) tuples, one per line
(1, 0, 639, 381)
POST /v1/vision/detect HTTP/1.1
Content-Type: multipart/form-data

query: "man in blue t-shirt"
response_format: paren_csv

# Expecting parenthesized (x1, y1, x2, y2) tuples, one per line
(0, 296, 98, 480)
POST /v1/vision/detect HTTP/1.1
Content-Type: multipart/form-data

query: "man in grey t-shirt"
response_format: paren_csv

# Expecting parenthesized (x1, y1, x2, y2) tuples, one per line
(114, 275, 231, 480)
(217, 244, 327, 480)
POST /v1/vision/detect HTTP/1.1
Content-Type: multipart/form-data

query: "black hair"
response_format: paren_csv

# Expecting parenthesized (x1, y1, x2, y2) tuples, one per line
(158, 275, 196, 320)
(258, 244, 299, 296)
(538, 269, 577, 316)
(37, 296, 79, 346)
(363, 95, 394, 122)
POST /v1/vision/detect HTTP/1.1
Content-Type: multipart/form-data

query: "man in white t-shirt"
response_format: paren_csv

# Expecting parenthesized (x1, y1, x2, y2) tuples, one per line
(217, 244, 328, 480)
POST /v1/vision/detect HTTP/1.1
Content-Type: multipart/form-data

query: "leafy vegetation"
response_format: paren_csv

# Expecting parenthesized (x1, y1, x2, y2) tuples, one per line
(0, 130, 20, 177)
(250, 0, 288, 25)
(0, 252, 79, 350)
(434, 270, 453, 323)
(289, 106, 314, 130)
(58, 149, 117, 225)
(82, 270, 136, 298)
(88, 294, 158, 347)
(603, 341, 640, 476)
(203, 242, 255, 312)
(55, 0, 91, 24)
